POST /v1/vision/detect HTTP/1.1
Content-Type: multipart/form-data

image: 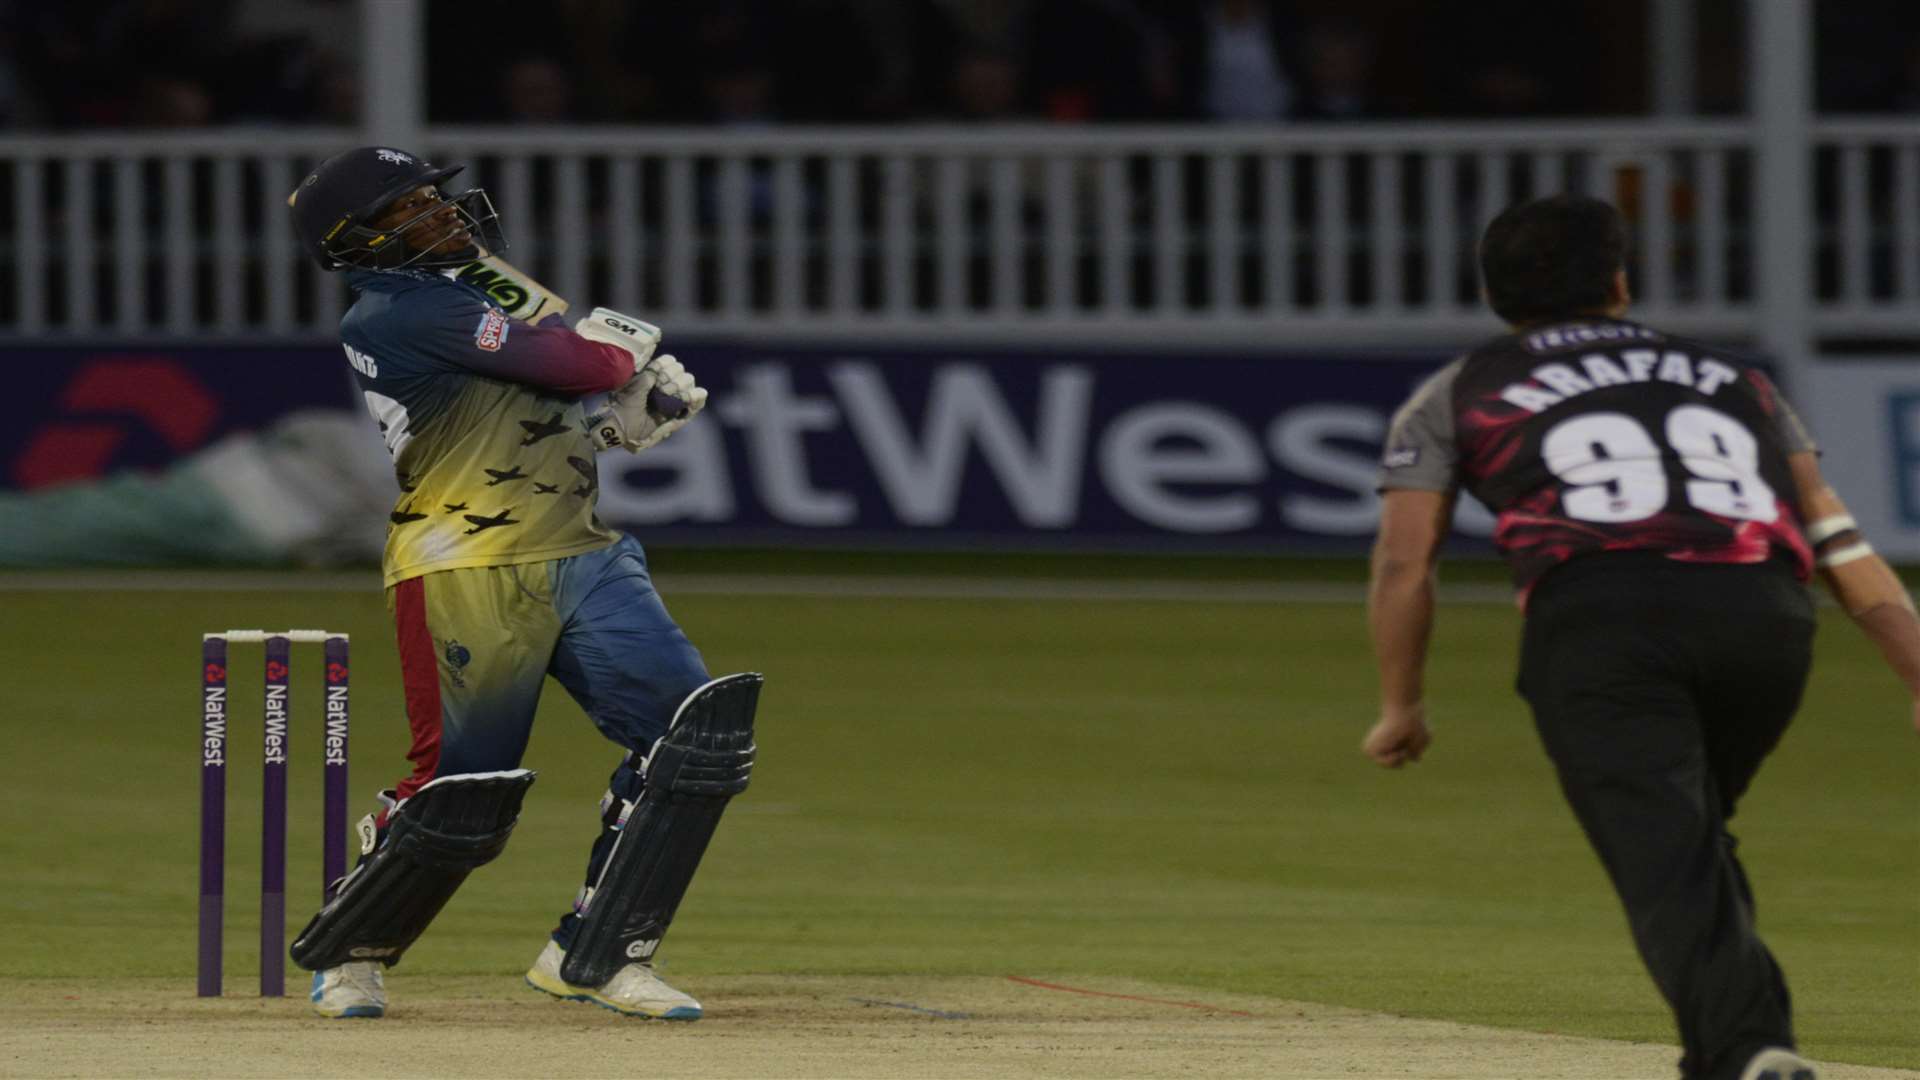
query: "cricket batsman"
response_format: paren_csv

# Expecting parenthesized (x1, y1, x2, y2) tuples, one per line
(283, 146, 761, 1020)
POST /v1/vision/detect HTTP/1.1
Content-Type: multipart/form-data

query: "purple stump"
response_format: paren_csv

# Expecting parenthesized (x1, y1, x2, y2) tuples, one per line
(260, 635, 290, 997)
(198, 636, 229, 998)
(322, 636, 350, 900)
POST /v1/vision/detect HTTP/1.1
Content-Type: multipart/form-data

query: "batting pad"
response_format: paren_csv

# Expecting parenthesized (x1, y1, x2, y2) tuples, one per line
(290, 769, 536, 970)
(560, 673, 760, 987)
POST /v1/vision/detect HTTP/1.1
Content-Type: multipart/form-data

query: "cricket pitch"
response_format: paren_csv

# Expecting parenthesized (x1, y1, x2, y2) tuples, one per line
(4, 974, 1915, 1079)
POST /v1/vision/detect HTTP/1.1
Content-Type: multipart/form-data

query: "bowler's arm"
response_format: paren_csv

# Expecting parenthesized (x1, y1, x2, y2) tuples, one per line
(1788, 451, 1920, 733)
(1364, 488, 1454, 767)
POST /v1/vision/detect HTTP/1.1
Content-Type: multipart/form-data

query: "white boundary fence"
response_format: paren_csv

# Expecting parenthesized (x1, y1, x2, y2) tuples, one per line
(3, 121, 1920, 348)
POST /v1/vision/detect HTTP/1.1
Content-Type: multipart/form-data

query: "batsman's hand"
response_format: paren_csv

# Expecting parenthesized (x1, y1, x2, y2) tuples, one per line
(574, 305, 695, 419)
(585, 355, 708, 453)
(1363, 704, 1431, 769)
(574, 307, 662, 371)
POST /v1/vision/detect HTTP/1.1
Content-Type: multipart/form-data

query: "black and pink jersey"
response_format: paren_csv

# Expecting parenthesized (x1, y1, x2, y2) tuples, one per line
(1378, 317, 1817, 600)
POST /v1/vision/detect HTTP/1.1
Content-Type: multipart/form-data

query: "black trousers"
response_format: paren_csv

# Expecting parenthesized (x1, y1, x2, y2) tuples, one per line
(1517, 553, 1816, 1080)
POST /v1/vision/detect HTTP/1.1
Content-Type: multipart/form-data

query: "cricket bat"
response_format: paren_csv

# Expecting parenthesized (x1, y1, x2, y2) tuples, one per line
(454, 248, 690, 418)
(452, 247, 568, 322)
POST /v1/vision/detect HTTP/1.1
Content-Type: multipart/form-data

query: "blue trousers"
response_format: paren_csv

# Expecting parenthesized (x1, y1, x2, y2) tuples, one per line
(385, 533, 710, 950)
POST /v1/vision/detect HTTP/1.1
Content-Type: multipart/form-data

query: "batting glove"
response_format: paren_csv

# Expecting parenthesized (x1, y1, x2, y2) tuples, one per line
(585, 355, 708, 453)
(574, 307, 662, 372)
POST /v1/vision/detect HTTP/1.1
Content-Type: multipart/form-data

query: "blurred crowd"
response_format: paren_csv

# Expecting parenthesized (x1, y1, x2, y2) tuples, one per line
(4, 0, 1920, 129)
(1, 0, 359, 128)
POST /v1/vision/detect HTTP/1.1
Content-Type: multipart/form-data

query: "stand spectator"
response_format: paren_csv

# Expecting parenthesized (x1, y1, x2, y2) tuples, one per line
(1153, 0, 1305, 122)
(1296, 18, 1378, 121)
(502, 56, 577, 126)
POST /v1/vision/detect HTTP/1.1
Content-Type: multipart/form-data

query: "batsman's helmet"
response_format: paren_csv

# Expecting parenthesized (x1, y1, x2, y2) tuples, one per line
(288, 146, 504, 271)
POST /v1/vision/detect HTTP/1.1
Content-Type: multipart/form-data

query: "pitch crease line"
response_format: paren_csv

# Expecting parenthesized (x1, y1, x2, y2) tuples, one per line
(1006, 976, 1257, 1017)
(848, 997, 972, 1019)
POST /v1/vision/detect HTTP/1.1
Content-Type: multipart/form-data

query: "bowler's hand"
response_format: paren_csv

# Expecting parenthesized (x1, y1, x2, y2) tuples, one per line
(1363, 705, 1431, 768)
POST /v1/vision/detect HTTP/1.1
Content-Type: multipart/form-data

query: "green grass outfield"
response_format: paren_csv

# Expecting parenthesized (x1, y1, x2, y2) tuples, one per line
(1, 553, 1914, 1069)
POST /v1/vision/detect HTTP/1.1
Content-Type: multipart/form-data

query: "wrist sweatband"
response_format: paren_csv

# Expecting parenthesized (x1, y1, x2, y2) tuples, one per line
(1807, 514, 1858, 546)
(1817, 540, 1874, 569)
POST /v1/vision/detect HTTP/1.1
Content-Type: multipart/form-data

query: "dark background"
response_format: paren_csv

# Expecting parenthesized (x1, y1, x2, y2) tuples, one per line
(6, 0, 1918, 129)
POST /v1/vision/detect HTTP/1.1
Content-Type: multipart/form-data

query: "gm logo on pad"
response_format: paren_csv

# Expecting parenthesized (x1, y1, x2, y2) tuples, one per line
(1891, 392, 1920, 526)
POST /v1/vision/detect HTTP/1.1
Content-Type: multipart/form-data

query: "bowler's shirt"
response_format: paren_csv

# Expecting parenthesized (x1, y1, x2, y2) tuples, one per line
(1377, 317, 1817, 602)
(339, 269, 631, 586)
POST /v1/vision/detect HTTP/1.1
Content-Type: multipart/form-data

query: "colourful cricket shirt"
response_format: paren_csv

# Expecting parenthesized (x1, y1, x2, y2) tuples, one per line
(339, 268, 633, 587)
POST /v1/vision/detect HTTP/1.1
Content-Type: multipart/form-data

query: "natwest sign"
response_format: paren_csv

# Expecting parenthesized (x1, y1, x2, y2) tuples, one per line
(0, 342, 1496, 555)
(595, 343, 1494, 550)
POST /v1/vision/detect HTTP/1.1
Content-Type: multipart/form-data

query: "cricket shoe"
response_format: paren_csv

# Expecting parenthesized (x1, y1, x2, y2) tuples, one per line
(1739, 1047, 1817, 1080)
(310, 962, 385, 1019)
(524, 940, 701, 1020)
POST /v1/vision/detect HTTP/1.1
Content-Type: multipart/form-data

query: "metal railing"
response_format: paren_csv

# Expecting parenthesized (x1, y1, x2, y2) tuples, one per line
(3, 121, 1918, 346)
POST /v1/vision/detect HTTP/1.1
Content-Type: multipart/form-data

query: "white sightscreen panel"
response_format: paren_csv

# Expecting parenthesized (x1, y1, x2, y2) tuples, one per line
(772, 156, 803, 316)
(553, 155, 588, 310)
(1640, 153, 1674, 310)
(1840, 144, 1870, 305)
(15, 158, 46, 333)
(1371, 151, 1403, 312)
(65, 157, 96, 328)
(991, 156, 1020, 315)
(826, 156, 855, 314)
(1425, 153, 1457, 310)
(213, 157, 244, 332)
(1207, 152, 1236, 313)
(938, 157, 968, 314)
(883, 155, 913, 317)
(1899, 144, 1920, 302)
(1153, 155, 1181, 313)
(664, 155, 694, 314)
(1314, 153, 1346, 311)
(1697, 148, 1728, 305)
(1262, 153, 1292, 311)
(1046, 155, 1077, 316)
(261, 157, 294, 333)
(166, 157, 198, 335)
(113, 157, 145, 334)
(608, 156, 640, 310)
(1099, 155, 1128, 314)
(719, 155, 751, 317)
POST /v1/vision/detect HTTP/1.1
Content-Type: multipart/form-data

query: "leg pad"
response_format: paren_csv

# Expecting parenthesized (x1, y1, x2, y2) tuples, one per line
(560, 674, 759, 987)
(291, 769, 536, 970)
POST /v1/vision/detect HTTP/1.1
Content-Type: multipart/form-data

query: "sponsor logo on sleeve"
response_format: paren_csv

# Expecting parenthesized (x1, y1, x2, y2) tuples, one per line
(1382, 446, 1420, 469)
(474, 309, 510, 352)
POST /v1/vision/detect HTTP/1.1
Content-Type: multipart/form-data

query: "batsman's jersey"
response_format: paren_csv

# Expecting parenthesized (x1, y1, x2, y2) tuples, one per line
(1378, 317, 1817, 600)
(338, 269, 634, 587)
